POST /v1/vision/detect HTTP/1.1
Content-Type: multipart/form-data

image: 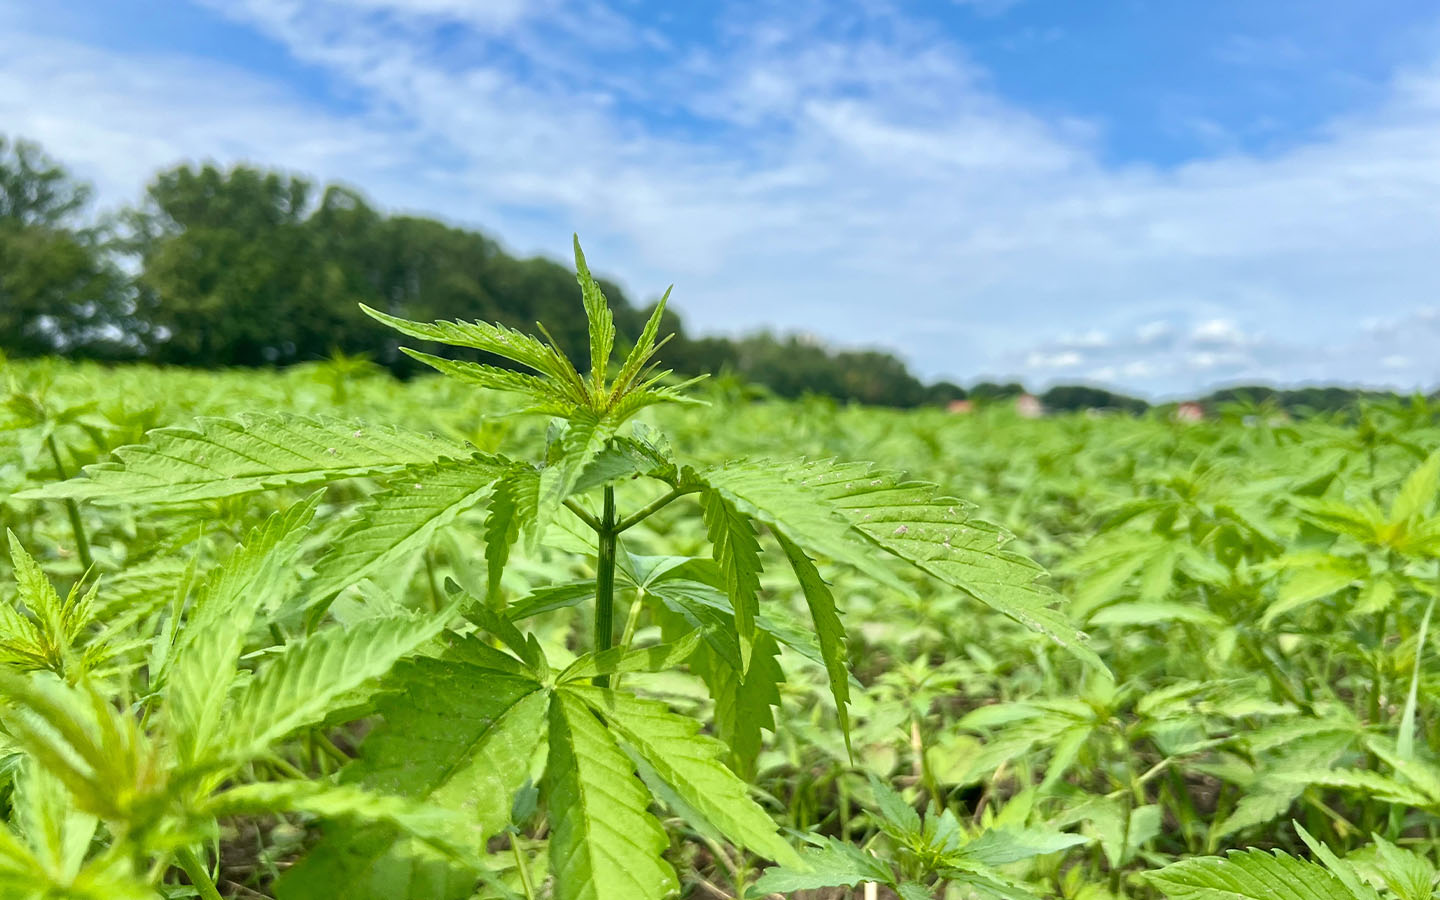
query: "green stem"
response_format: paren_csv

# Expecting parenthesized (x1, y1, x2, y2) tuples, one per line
(175, 845, 224, 900)
(615, 487, 694, 534)
(564, 498, 602, 532)
(511, 837, 536, 900)
(609, 588, 648, 693)
(45, 434, 93, 571)
(593, 486, 617, 688)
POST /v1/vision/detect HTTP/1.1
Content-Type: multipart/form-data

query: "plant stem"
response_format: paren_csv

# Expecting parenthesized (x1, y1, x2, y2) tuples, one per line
(593, 485, 617, 688)
(45, 434, 93, 571)
(610, 589, 648, 692)
(511, 838, 536, 900)
(175, 845, 224, 900)
(564, 498, 602, 532)
(615, 487, 694, 534)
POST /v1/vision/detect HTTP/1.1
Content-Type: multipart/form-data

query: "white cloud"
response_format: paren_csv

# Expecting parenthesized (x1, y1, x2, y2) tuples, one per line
(5, 0, 1440, 395)
(1025, 350, 1083, 369)
(1191, 318, 1247, 345)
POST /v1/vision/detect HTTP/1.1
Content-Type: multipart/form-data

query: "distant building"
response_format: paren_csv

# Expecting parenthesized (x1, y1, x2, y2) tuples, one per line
(1016, 394, 1044, 418)
(947, 399, 974, 414)
(1175, 402, 1204, 423)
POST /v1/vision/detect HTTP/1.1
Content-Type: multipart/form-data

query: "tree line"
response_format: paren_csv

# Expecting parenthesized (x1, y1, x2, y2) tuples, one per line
(1, 135, 1400, 415)
(4, 136, 983, 406)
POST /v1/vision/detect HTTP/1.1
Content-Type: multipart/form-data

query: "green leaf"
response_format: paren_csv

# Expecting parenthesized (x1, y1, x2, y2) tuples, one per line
(221, 612, 448, 766)
(1262, 558, 1364, 628)
(698, 458, 905, 593)
(399, 349, 574, 416)
(167, 493, 321, 768)
(700, 488, 762, 671)
(305, 455, 506, 606)
(1146, 848, 1357, 900)
(610, 286, 672, 400)
(753, 836, 892, 892)
(867, 774, 921, 838)
(556, 631, 702, 684)
(1088, 602, 1225, 628)
(1368, 833, 1436, 900)
(545, 691, 677, 900)
(207, 781, 474, 862)
(1294, 823, 1382, 900)
(360, 304, 585, 394)
(779, 458, 1102, 670)
(774, 529, 852, 758)
(484, 468, 537, 604)
(11, 760, 97, 884)
(1212, 790, 1300, 840)
(280, 634, 547, 900)
(691, 630, 782, 779)
(18, 414, 471, 505)
(1268, 767, 1436, 806)
(0, 673, 145, 821)
(1293, 497, 1381, 544)
(1398, 596, 1435, 759)
(572, 235, 616, 392)
(570, 685, 800, 866)
(1391, 450, 1440, 524)
(537, 415, 613, 545)
(958, 827, 1090, 866)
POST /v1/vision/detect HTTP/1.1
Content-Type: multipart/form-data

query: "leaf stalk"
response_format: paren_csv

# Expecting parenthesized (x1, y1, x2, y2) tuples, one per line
(593, 485, 617, 687)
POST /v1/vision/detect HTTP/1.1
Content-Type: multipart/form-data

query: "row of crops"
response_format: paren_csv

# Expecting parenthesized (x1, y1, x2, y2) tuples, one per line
(2, 285, 1439, 898)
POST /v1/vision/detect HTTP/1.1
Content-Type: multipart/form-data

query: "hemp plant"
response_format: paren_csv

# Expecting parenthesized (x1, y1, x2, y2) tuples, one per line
(10, 237, 1098, 899)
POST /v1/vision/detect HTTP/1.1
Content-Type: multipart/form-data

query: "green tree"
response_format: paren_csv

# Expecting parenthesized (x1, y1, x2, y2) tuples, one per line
(0, 137, 134, 358)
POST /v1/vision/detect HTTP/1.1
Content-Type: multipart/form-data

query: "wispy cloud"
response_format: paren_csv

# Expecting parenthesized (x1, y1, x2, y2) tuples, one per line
(3, 0, 1440, 395)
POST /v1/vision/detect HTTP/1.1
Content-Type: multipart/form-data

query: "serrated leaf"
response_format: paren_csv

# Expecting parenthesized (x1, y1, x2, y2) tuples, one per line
(753, 836, 893, 892)
(167, 493, 321, 768)
(958, 827, 1090, 866)
(557, 631, 701, 684)
(360, 304, 585, 393)
(484, 468, 537, 604)
(572, 236, 616, 392)
(760, 459, 1101, 670)
(867, 774, 921, 838)
(19, 414, 470, 505)
(306, 456, 505, 606)
(1269, 767, 1435, 806)
(571, 685, 799, 866)
(399, 349, 573, 416)
(207, 781, 473, 862)
(701, 489, 762, 671)
(221, 612, 447, 766)
(691, 630, 781, 779)
(774, 529, 852, 757)
(1391, 450, 1440, 525)
(536, 415, 613, 546)
(1294, 823, 1382, 900)
(1212, 790, 1299, 840)
(280, 634, 546, 900)
(1146, 848, 1356, 900)
(610, 286, 672, 400)
(1262, 559, 1364, 628)
(545, 691, 677, 900)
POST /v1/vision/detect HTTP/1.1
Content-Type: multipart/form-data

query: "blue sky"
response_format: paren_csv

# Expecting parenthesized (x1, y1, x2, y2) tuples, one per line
(5, 0, 1440, 395)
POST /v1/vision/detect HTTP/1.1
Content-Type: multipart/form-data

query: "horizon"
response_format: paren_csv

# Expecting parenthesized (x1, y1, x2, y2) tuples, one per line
(5, 0, 1439, 396)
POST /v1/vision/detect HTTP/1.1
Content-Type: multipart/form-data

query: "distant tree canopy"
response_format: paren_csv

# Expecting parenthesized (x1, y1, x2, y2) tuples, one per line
(0, 138, 135, 358)
(0, 137, 1409, 415)
(1040, 384, 1149, 414)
